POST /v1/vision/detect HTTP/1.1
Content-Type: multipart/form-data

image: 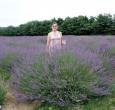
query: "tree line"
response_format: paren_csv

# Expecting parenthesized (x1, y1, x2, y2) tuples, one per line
(0, 14, 115, 36)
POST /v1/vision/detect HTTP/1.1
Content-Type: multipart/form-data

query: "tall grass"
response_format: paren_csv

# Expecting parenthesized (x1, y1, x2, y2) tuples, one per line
(0, 77, 7, 105)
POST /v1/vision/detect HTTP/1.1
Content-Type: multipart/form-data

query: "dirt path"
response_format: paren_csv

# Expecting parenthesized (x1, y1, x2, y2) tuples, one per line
(2, 92, 39, 110)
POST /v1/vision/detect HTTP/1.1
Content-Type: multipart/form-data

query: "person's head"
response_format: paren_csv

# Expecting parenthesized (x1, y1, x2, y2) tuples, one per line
(51, 22, 58, 32)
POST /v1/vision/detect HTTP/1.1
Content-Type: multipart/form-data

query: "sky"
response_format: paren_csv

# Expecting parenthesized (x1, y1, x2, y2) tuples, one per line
(0, 0, 115, 27)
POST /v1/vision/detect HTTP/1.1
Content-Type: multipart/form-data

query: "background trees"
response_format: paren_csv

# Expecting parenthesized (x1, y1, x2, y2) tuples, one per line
(0, 14, 115, 36)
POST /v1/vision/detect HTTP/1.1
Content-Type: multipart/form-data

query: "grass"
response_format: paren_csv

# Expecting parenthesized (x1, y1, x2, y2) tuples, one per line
(81, 95, 115, 110)
(0, 68, 10, 80)
(34, 103, 70, 110)
(0, 77, 7, 105)
(81, 82, 115, 110)
(0, 86, 6, 105)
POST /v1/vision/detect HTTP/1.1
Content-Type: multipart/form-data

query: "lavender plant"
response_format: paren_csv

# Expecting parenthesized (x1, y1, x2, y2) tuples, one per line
(16, 52, 99, 106)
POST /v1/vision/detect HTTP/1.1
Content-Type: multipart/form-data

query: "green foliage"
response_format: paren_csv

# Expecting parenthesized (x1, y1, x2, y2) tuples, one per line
(0, 68, 10, 80)
(81, 87, 115, 110)
(0, 14, 115, 36)
(92, 14, 113, 34)
(0, 86, 6, 105)
(0, 53, 19, 72)
(34, 103, 69, 110)
(0, 53, 20, 80)
(0, 77, 7, 105)
(81, 94, 115, 110)
(19, 53, 98, 107)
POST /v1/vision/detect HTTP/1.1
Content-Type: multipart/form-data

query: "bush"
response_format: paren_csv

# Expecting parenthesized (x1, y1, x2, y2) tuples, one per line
(18, 53, 99, 107)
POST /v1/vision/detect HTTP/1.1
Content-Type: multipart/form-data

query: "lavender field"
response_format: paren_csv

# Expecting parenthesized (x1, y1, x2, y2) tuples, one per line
(0, 35, 115, 110)
(0, 35, 115, 75)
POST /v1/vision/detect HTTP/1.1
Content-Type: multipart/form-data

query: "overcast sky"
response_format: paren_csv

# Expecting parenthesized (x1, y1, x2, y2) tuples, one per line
(0, 0, 115, 27)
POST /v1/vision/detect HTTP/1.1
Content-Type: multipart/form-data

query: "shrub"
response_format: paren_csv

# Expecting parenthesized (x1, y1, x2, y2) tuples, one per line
(18, 53, 99, 107)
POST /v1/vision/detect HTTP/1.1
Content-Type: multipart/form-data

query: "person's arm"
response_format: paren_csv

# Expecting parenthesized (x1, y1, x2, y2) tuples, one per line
(47, 33, 51, 47)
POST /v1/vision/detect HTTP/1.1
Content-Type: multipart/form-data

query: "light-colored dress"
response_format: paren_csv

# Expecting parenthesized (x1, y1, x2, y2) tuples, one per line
(49, 34, 62, 53)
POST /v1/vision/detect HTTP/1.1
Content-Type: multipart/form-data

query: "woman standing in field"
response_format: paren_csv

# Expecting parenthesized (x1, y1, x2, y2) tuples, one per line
(47, 23, 66, 54)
